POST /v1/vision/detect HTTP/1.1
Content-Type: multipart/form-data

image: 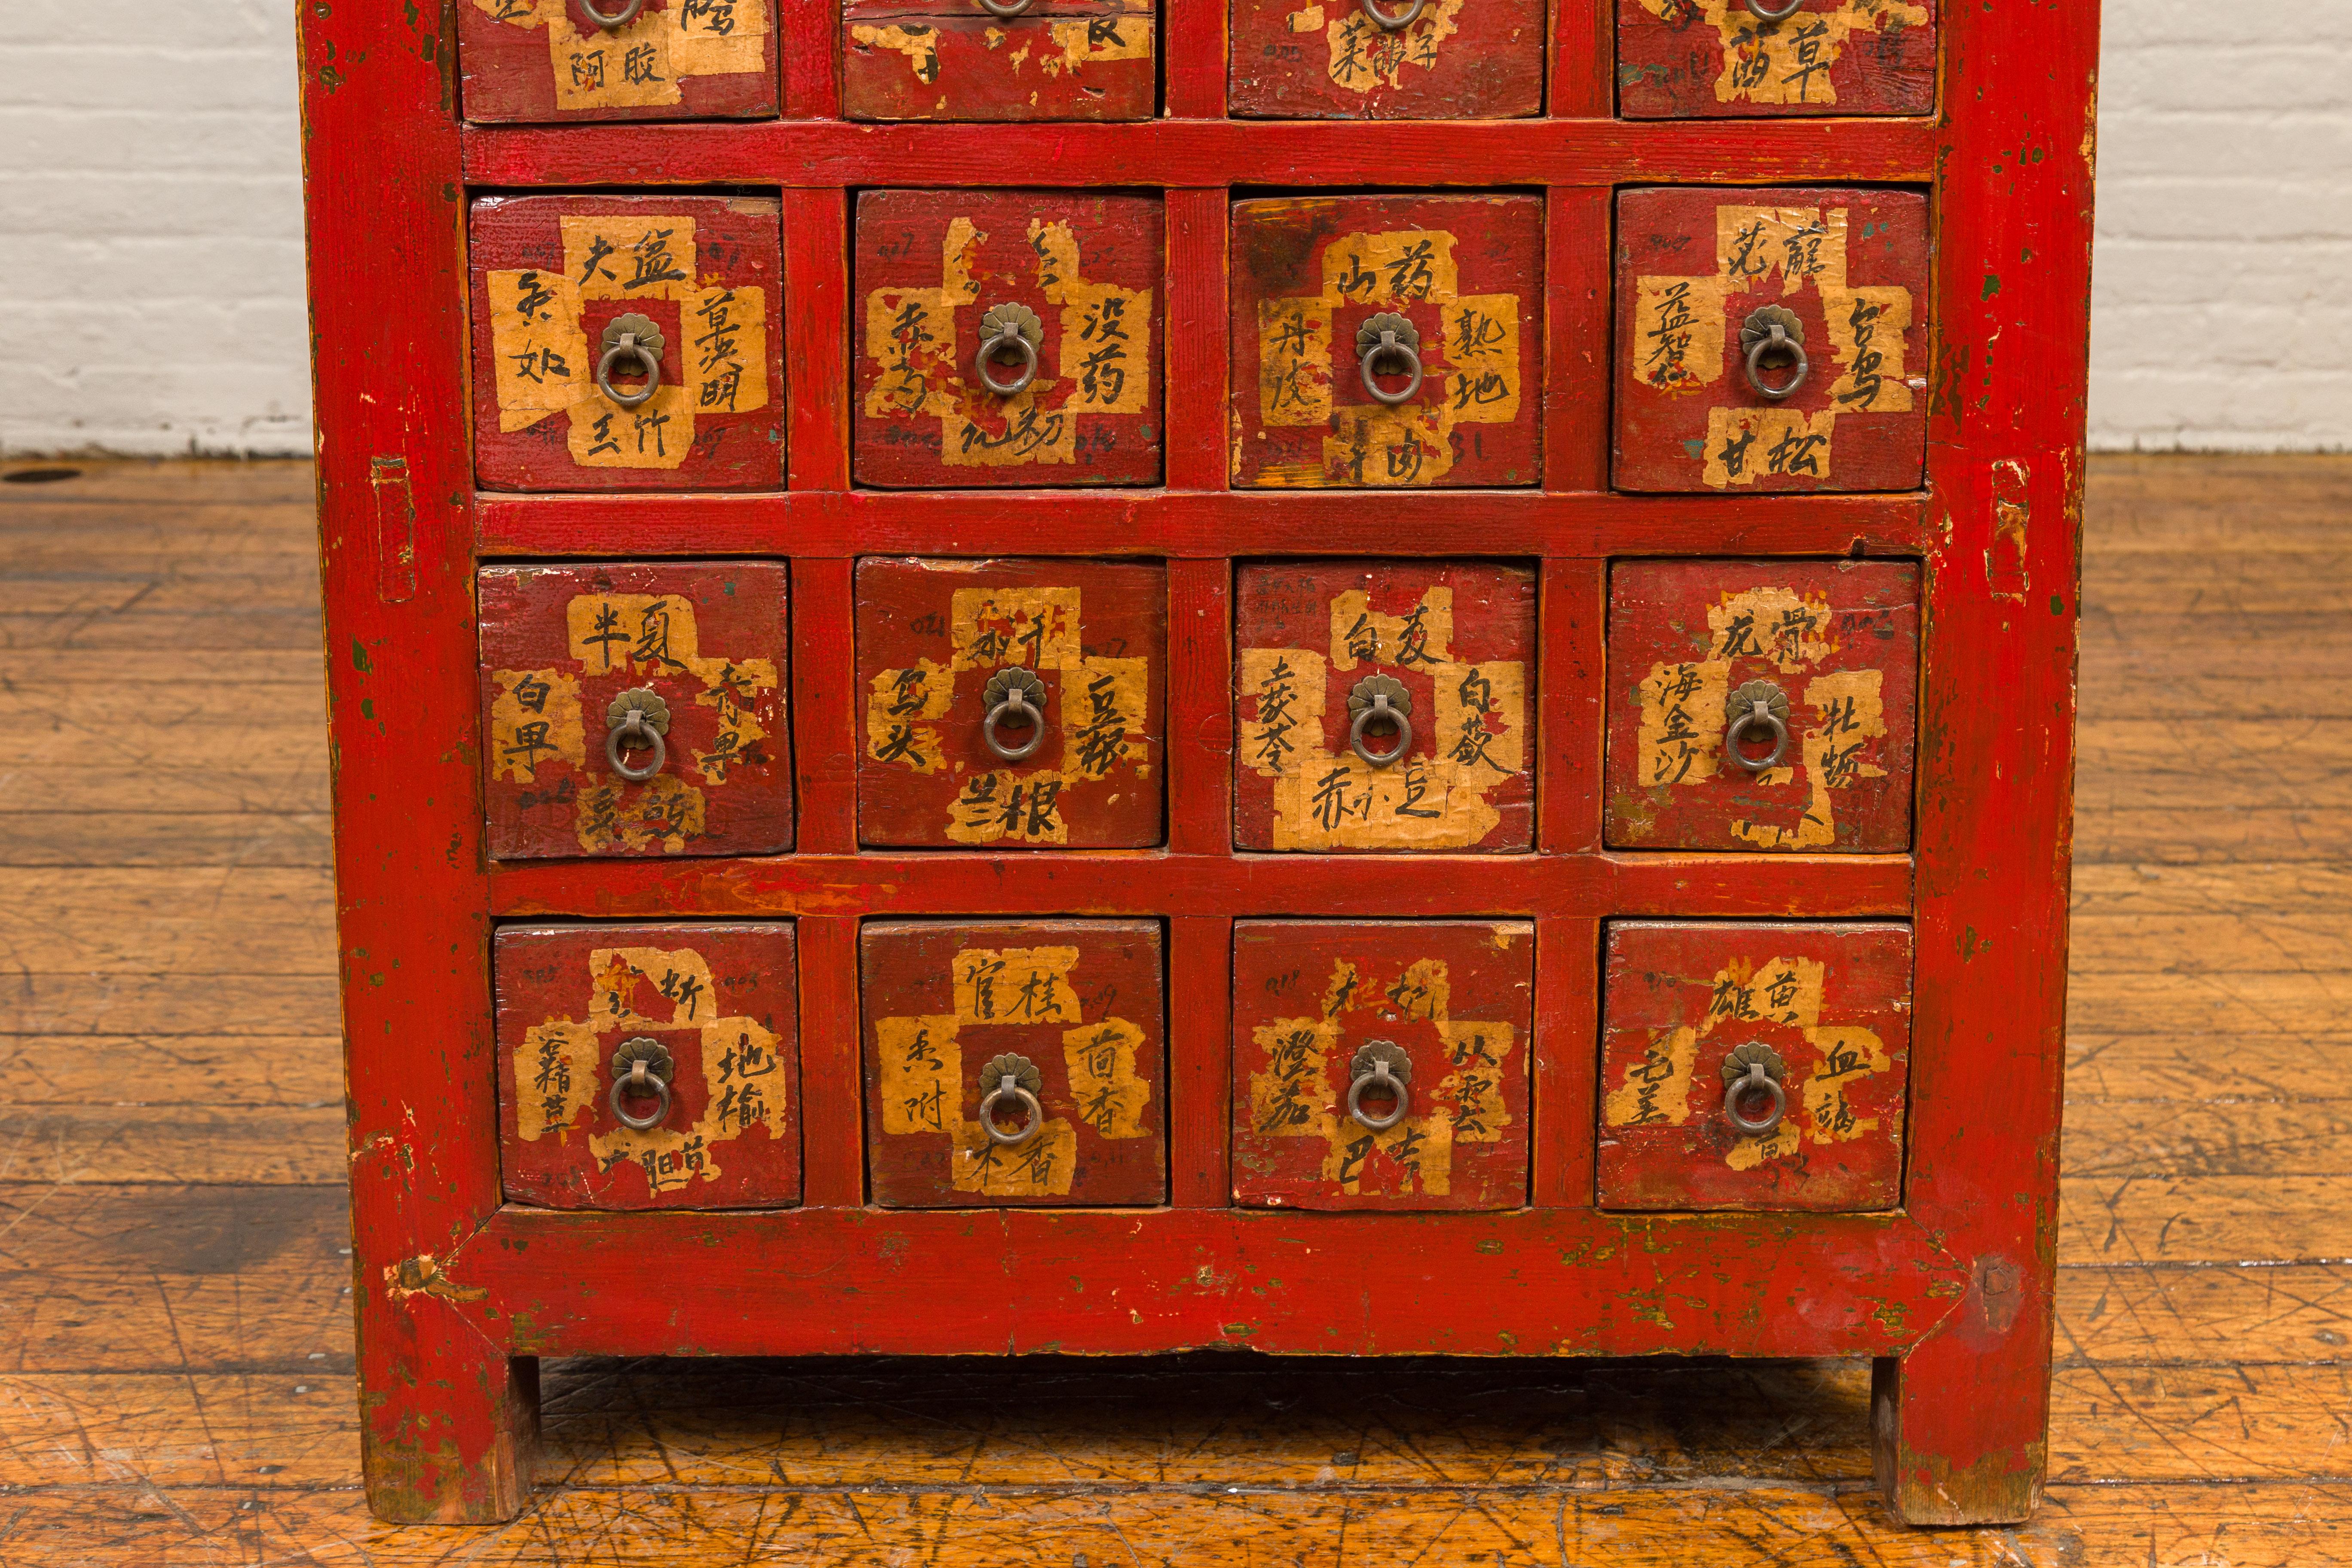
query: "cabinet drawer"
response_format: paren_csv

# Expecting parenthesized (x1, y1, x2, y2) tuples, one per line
(1235, 560, 1535, 852)
(470, 195, 790, 491)
(854, 190, 1163, 487)
(1613, 186, 1928, 494)
(461, 0, 779, 122)
(1233, 921, 1532, 1210)
(1604, 558, 1917, 853)
(470, 195, 783, 492)
(1599, 921, 1910, 1211)
(1617, 0, 1937, 120)
(856, 557, 1164, 848)
(1229, 0, 1543, 120)
(1231, 194, 1542, 489)
(863, 920, 1167, 1207)
(844, 0, 1155, 121)
(496, 922, 800, 1210)
(481, 562, 792, 859)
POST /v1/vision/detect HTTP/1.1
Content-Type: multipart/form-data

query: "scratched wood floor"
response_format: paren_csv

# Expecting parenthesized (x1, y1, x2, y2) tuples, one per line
(1, 455, 2347, 1565)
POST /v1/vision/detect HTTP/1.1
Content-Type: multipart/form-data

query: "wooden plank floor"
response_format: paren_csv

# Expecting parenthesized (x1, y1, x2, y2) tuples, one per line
(2, 456, 2348, 1564)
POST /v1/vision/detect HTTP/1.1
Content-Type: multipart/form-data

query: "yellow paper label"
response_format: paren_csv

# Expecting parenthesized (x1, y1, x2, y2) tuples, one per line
(1633, 0, 1929, 109)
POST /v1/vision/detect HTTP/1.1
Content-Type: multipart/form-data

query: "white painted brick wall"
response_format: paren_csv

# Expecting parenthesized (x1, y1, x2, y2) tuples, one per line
(0, 1, 2344, 456)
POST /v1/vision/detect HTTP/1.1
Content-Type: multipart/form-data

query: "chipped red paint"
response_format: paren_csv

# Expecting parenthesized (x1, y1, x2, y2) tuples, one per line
(459, 0, 782, 123)
(1228, 0, 1546, 121)
(843, 0, 1157, 122)
(1615, 0, 1938, 122)
(305, 0, 2092, 1528)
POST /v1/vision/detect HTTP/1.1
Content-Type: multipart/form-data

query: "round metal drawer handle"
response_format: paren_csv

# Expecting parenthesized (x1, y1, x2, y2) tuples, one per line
(980, 667, 1048, 763)
(1740, 305, 1809, 402)
(1743, 0, 1806, 20)
(974, 303, 1043, 398)
(605, 688, 672, 783)
(978, 1054, 1046, 1147)
(597, 313, 665, 410)
(609, 1038, 676, 1132)
(1722, 679, 1792, 773)
(1346, 1041, 1413, 1133)
(1360, 0, 1427, 29)
(579, 0, 649, 30)
(978, 0, 1035, 15)
(1347, 675, 1413, 769)
(1356, 312, 1424, 407)
(1721, 1044, 1788, 1137)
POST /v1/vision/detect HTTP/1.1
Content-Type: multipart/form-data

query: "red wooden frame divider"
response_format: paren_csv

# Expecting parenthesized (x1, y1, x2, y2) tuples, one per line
(300, 0, 2095, 1526)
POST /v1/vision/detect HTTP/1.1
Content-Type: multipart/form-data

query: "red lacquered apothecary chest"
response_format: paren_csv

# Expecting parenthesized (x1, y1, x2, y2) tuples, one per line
(302, 0, 2094, 1525)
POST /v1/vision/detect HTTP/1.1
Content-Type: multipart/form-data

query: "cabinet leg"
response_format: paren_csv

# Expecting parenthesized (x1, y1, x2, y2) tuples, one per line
(360, 1300, 538, 1524)
(1873, 1323, 2047, 1525)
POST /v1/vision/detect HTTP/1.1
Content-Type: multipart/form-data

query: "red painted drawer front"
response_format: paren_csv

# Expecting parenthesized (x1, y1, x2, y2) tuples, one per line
(461, 0, 779, 122)
(1229, 0, 1543, 120)
(856, 557, 1164, 847)
(1617, 0, 1936, 120)
(1598, 921, 1910, 1212)
(1234, 561, 1535, 852)
(481, 562, 791, 859)
(1231, 195, 1542, 489)
(844, 0, 1155, 122)
(496, 923, 800, 1210)
(1233, 921, 1532, 1210)
(864, 920, 1167, 1207)
(1605, 558, 1917, 853)
(855, 190, 1163, 486)
(471, 195, 783, 492)
(1613, 187, 1927, 494)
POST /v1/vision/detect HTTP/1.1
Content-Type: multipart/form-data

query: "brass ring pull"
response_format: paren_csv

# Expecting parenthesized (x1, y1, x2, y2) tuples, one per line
(977, 0, 1035, 14)
(1743, 0, 1805, 19)
(1346, 1041, 1413, 1133)
(1721, 1044, 1788, 1137)
(1722, 680, 1791, 773)
(597, 313, 666, 410)
(1740, 305, 1808, 402)
(606, 689, 672, 783)
(578, 0, 649, 29)
(980, 668, 1048, 763)
(1347, 675, 1413, 769)
(609, 1038, 675, 1131)
(1356, 312, 1424, 407)
(1360, 0, 1427, 29)
(978, 1054, 1045, 1147)
(974, 303, 1042, 398)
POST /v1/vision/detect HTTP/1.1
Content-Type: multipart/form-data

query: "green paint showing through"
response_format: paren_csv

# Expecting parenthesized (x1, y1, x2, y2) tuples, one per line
(1981, 274, 2003, 300)
(351, 639, 372, 673)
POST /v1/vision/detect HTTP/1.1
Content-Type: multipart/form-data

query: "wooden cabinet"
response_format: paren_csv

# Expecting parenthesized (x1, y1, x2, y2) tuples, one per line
(1612, 186, 1930, 493)
(861, 920, 1168, 1206)
(496, 922, 802, 1208)
(1232, 921, 1534, 1210)
(479, 561, 792, 858)
(1597, 921, 1912, 1212)
(844, 0, 1156, 121)
(1230, 193, 1543, 489)
(460, 0, 781, 122)
(310, 0, 2095, 1529)
(469, 195, 784, 491)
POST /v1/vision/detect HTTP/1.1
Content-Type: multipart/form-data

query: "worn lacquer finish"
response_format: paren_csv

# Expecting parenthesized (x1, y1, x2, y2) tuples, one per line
(461, 0, 781, 123)
(469, 195, 784, 491)
(854, 190, 1164, 486)
(306, 0, 2095, 1528)
(862, 919, 1167, 1207)
(1617, 0, 1937, 120)
(854, 557, 1164, 848)
(495, 923, 801, 1209)
(1234, 561, 1536, 852)
(1605, 558, 1917, 852)
(1613, 186, 1929, 493)
(1598, 920, 1911, 1211)
(478, 562, 791, 858)
(1229, 0, 1544, 120)
(1233, 921, 1533, 1210)
(1231, 194, 1543, 489)
(844, 0, 1155, 122)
